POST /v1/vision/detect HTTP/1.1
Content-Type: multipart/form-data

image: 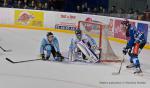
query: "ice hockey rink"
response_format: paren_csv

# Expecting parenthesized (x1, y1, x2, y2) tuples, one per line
(0, 27, 150, 88)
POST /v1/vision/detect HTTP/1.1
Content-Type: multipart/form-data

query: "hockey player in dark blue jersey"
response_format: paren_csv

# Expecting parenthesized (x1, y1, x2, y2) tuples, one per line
(40, 32, 64, 61)
(121, 19, 146, 74)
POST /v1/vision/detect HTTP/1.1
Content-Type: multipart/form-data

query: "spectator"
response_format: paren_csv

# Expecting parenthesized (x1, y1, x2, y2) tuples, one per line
(87, 7, 91, 13)
(93, 7, 98, 14)
(13, 0, 18, 7)
(42, 2, 49, 10)
(83, 7, 91, 14)
(109, 6, 117, 13)
(14, 0, 23, 8)
(102, 8, 106, 13)
(48, 0, 55, 9)
(29, 0, 35, 9)
(99, 6, 103, 13)
(118, 8, 125, 14)
(24, 4, 29, 9)
(50, 6, 54, 11)
(84, 2, 88, 9)
(145, 5, 150, 12)
(52, 0, 57, 10)
(75, 5, 81, 13)
(81, 4, 87, 13)
(22, 0, 29, 9)
(131, 10, 139, 19)
(35, 2, 42, 10)
(128, 8, 134, 14)
(7, 0, 13, 8)
(23, 0, 28, 5)
(143, 5, 150, 21)
(2, 0, 8, 7)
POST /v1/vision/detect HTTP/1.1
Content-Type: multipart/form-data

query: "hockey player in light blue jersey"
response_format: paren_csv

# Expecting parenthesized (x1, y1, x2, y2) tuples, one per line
(69, 29, 99, 63)
(40, 32, 63, 61)
(121, 19, 146, 74)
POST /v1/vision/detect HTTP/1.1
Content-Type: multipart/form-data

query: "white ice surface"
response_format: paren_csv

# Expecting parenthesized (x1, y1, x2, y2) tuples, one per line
(0, 28, 150, 88)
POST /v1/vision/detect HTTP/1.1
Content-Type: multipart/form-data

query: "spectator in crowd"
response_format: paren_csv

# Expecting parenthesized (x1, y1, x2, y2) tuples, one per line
(93, 7, 98, 15)
(36, 2, 42, 10)
(99, 6, 103, 13)
(48, 0, 55, 10)
(14, 0, 23, 8)
(52, 0, 57, 10)
(128, 8, 134, 14)
(109, 6, 117, 13)
(81, 4, 87, 13)
(84, 2, 88, 8)
(7, 0, 13, 8)
(24, 4, 29, 9)
(75, 5, 81, 13)
(29, 0, 35, 9)
(50, 6, 54, 11)
(132, 10, 139, 19)
(22, 0, 29, 9)
(0, 0, 149, 21)
(13, 0, 18, 7)
(42, 2, 49, 10)
(143, 5, 150, 21)
(2, 0, 8, 7)
(118, 8, 125, 14)
(23, 0, 28, 6)
(144, 5, 150, 12)
(86, 7, 91, 14)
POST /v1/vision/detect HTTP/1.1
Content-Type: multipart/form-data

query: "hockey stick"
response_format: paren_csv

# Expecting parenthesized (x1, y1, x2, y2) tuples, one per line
(0, 46, 12, 52)
(6, 58, 42, 64)
(112, 55, 125, 75)
(6, 56, 69, 64)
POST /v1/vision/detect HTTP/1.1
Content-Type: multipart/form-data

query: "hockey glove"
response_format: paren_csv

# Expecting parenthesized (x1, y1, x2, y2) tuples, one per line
(40, 54, 45, 60)
(56, 52, 64, 61)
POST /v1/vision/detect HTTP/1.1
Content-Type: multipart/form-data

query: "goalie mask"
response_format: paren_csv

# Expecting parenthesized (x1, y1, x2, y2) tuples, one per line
(75, 29, 82, 40)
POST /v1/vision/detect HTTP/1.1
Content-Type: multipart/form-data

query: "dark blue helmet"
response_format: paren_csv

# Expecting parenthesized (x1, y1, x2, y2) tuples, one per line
(47, 32, 53, 37)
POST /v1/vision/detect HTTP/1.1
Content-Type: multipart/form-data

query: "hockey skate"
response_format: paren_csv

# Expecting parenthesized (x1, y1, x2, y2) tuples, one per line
(126, 63, 135, 68)
(134, 68, 142, 74)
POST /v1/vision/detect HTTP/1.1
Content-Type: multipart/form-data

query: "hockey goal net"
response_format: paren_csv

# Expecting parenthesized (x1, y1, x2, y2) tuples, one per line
(78, 21, 121, 62)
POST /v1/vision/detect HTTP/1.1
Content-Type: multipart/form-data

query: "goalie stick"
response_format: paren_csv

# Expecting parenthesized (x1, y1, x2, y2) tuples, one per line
(0, 46, 12, 52)
(112, 55, 125, 75)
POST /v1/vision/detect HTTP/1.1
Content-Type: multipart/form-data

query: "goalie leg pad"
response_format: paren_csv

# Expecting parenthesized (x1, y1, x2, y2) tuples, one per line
(77, 41, 99, 63)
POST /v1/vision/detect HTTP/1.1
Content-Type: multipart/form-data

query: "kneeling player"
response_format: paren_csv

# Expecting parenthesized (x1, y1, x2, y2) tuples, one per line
(40, 32, 63, 61)
(121, 19, 146, 74)
(69, 29, 99, 63)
